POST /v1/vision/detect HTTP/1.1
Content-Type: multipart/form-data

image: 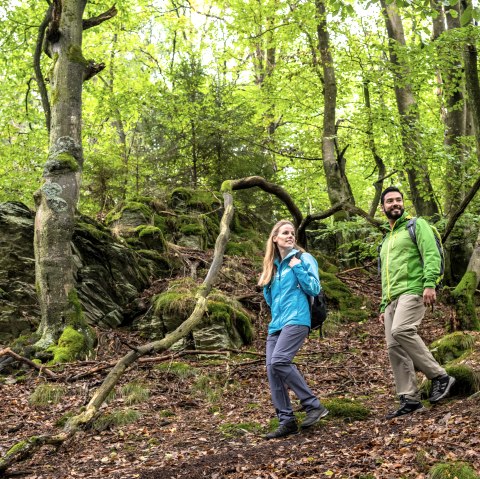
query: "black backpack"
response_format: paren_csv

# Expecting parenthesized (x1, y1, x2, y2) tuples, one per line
(295, 252, 328, 334)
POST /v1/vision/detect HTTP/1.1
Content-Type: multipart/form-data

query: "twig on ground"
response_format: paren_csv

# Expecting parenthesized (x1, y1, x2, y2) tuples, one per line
(0, 348, 57, 379)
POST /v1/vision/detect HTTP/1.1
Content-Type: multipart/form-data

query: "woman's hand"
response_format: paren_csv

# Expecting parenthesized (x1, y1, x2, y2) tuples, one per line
(289, 256, 301, 268)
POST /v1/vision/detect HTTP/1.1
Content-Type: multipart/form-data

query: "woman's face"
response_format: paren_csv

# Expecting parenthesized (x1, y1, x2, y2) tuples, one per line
(273, 224, 295, 251)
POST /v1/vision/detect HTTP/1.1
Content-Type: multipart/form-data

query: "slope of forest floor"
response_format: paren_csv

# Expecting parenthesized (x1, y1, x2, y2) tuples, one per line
(1, 266, 479, 479)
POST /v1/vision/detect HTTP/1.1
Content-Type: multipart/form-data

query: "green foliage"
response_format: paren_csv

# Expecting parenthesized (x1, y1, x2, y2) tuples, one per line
(430, 332, 476, 364)
(91, 409, 142, 432)
(429, 462, 480, 479)
(322, 398, 370, 421)
(29, 383, 66, 406)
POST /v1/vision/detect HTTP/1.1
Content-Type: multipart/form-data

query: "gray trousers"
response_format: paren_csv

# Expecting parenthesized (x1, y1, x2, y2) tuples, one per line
(384, 294, 446, 401)
(266, 325, 320, 424)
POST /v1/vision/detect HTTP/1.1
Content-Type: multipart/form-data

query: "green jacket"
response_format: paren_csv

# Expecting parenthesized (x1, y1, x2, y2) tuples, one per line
(379, 212, 441, 313)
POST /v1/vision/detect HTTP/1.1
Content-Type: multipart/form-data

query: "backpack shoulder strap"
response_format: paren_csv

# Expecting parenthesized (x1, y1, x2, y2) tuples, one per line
(294, 251, 303, 260)
(406, 217, 417, 245)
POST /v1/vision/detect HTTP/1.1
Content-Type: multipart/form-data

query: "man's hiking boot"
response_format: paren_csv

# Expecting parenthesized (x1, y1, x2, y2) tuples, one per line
(429, 374, 456, 403)
(385, 396, 424, 420)
(264, 420, 299, 439)
(300, 405, 329, 429)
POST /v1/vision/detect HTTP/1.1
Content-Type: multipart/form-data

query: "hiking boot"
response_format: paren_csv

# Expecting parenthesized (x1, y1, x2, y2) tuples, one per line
(300, 405, 329, 429)
(264, 420, 299, 439)
(385, 396, 424, 420)
(429, 374, 456, 403)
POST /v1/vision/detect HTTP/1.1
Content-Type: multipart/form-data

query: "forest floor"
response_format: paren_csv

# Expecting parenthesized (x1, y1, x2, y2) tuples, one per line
(1, 266, 480, 479)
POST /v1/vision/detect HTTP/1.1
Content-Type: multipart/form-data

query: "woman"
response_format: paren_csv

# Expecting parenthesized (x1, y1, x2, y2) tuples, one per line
(258, 220, 328, 439)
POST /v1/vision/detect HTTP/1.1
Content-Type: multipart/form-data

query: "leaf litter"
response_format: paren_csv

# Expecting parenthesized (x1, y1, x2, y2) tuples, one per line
(1, 268, 479, 478)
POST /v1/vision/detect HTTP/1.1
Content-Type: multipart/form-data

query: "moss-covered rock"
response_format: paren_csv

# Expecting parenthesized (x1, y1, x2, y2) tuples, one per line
(422, 332, 480, 399)
(135, 278, 254, 348)
(134, 225, 166, 252)
(168, 187, 222, 213)
(105, 201, 153, 237)
(322, 398, 370, 421)
(451, 271, 480, 330)
(47, 325, 90, 364)
(430, 332, 476, 364)
(318, 270, 369, 323)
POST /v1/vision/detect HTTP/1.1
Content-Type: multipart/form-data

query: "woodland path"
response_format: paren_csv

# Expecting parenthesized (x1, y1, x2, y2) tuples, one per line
(1, 269, 479, 479)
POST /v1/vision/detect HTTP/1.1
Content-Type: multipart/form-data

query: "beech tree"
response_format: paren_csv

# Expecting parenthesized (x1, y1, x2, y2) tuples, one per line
(33, 0, 116, 351)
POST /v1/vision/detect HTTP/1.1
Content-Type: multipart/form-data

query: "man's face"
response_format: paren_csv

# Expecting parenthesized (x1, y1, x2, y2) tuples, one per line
(381, 191, 404, 220)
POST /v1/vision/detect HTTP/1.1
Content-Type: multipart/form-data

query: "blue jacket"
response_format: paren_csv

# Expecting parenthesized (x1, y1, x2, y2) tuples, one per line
(263, 249, 321, 335)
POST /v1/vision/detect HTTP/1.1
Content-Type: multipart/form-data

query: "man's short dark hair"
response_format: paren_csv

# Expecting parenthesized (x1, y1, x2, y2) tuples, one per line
(381, 186, 403, 205)
(380, 186, 403, 205)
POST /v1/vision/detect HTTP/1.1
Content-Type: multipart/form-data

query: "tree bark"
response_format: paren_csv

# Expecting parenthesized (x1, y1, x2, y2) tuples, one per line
(381, 0, 439, 218)
(315, 0, 354, 218)
(430, 1, 471, 283)
(33, 1, 114, 352)
(451, 3, 480, 329)
(34, 0, 88, 349)
(363, 79, 387, 217)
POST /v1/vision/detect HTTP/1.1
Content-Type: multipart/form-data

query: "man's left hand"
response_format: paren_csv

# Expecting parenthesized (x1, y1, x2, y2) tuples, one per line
(423, 287, 436, 306)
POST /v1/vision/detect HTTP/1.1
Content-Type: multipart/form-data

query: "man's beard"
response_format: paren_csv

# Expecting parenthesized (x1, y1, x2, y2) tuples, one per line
(385, 206, 404, 220)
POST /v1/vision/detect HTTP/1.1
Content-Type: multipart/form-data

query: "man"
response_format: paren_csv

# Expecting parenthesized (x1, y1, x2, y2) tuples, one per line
(378, 186, 455, 419)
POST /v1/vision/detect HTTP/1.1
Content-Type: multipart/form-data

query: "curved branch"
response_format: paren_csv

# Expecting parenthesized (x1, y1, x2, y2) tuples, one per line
(0, 348, 57, 379)
(298, 202, 383, 242)
(34, 4, 53, 132)
(442, 174, 480, 242)
(83, 5, 118, 30)
(66, 192, 235, 429)
(226, 176, 303, 228)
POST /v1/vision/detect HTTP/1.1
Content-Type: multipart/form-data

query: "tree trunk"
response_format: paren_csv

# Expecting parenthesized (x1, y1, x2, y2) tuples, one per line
(451, 233, 480, 330)
(316, 0, 354, 219)
(363, 79, 387, 217)
(381, 0, 439, 218)
(452, 3, 480, 330)
(33, 0, 116, 352)
(430, 1, 472, 283)
(34, 0, 88, 349)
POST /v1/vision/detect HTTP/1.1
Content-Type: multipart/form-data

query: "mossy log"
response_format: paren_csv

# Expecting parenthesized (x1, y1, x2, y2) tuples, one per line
(0, 192, 235, 474)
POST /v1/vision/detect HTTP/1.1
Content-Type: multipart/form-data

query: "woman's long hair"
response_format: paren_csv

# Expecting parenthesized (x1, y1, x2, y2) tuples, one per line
(258, 220, 303, 287)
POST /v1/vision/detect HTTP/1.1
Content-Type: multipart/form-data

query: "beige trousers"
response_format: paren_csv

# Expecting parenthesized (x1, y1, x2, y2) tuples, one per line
(384, 294, 446, 401)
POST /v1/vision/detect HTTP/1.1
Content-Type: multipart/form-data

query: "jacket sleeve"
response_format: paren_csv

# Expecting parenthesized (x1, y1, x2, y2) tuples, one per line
(292, 253, 321, 296)
(263, 284, 272, 307)
(415, 218, 441, 289)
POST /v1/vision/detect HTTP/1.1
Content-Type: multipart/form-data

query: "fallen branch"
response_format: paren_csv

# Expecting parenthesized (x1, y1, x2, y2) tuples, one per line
(0, 348, 57, 379)
(0, 190, 235, 474)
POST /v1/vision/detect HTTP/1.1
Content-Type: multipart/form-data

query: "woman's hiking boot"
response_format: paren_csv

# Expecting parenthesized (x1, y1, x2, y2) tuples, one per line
(300, 405, 329, 428)
(264, 420, 299, 439)
(385, 396, 424, 420)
